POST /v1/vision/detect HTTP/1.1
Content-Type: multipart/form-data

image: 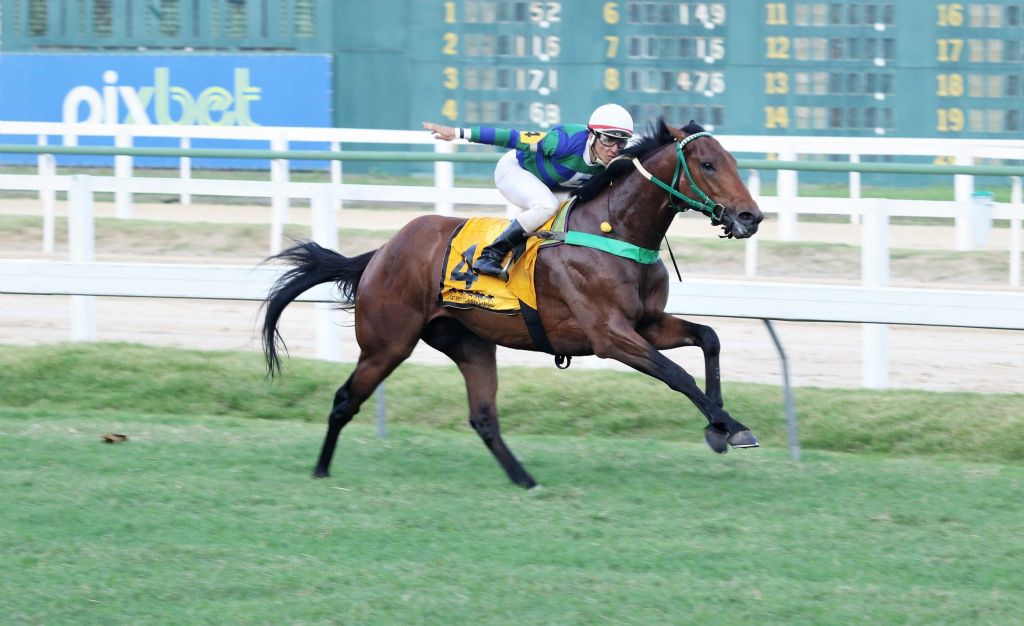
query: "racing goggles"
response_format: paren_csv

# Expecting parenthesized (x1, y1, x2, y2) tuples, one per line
(595, 131, 629, 149)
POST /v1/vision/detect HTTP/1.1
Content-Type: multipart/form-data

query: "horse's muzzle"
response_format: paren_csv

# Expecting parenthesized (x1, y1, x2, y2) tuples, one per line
(721, 209, 763, 239)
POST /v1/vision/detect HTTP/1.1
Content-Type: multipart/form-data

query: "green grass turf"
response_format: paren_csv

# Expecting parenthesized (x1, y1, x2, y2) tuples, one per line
(2, 410, 1022, 624)
(2, 343, 1022, 624)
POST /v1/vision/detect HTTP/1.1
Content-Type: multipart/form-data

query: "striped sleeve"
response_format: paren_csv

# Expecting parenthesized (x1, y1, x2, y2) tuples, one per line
(468, 126, 547, 151)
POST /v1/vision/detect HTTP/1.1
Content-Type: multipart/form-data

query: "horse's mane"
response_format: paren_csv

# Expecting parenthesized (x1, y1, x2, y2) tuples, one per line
(573, 118, 706, 203)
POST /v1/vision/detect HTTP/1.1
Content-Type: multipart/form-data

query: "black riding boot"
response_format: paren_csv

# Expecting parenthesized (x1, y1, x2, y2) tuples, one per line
(473, 220, 527, 279)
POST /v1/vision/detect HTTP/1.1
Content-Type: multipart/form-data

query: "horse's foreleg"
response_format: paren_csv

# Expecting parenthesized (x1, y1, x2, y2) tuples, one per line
(422, 319, 538, 488)
(590, 320, 757, 453)
(640, 315, 723, 408)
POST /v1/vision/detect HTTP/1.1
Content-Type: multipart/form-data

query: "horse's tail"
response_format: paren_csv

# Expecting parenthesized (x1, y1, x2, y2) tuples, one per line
(261, 241, 376, 376)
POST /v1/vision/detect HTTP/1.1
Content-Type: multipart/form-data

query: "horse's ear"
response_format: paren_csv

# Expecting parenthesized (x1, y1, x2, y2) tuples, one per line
(682, 120, 706, 135)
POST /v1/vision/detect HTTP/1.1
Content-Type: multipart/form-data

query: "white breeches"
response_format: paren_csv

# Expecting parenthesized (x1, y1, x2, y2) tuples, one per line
(493, 150, 568, 232)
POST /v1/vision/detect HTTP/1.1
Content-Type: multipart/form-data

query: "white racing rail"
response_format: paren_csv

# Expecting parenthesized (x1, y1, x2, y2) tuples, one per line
(3, 260, 1021, 331)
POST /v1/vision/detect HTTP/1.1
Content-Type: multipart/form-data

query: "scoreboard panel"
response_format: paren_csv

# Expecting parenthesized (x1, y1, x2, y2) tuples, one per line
(403, 1, 1024, 138)
(2, 0, 1020, 139)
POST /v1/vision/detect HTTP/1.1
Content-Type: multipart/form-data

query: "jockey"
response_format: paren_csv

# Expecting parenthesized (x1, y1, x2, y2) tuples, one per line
(423, 103, 634, 278)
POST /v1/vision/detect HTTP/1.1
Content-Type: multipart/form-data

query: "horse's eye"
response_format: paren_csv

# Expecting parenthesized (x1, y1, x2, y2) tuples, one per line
(701, 161, 715, 172)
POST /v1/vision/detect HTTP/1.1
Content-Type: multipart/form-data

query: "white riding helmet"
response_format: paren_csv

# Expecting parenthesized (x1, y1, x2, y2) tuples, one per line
(588, 104, 634, 139)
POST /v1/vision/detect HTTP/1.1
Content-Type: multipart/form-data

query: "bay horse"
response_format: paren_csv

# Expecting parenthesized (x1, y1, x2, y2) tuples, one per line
(262, 120, 763, 488)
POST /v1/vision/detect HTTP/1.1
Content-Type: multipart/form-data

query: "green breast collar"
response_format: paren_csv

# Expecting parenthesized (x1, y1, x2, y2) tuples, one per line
(562, 231, 661, 264)
(535, 197, 661, 265)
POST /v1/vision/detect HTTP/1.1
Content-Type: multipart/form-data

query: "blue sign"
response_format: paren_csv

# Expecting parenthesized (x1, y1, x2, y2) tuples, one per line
(0, 53, 332, 166)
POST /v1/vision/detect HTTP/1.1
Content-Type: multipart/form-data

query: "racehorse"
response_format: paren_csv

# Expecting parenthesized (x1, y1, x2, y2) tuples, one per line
(261, 120, 764, 488)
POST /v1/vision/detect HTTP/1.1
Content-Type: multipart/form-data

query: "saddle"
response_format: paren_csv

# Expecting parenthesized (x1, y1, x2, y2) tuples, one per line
(438, 201, 574, 366)
(438, 201, 571, 314)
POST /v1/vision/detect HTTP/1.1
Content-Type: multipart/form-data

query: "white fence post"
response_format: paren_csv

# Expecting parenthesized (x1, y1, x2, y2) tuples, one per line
(270, 135, 290, 254)
(68, 175, 96, 341)
(179, 137, 192, 206)
(434, 142, 454, 216)
(953, 152, 975, 251)
(849, 153, 861, 225)
(311, 184, 342, 362)
(114, 130, 133, 218)
(37, 135, 57, 254)
(953, 152, 975, 203)
(330, 142, 342, 186)
(861, 199, 889, 388)
(776, 146, 798, 241)
(330, 141, 344, 213)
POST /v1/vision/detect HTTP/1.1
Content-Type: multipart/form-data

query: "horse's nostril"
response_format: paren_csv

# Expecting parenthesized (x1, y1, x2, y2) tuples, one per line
(738, 211, 758, 225)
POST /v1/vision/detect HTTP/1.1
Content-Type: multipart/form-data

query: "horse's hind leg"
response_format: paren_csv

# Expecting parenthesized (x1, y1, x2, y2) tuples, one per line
(313, 338, 417, 478)
(422, 319, 538, 489)
(314, 376, 356, 478)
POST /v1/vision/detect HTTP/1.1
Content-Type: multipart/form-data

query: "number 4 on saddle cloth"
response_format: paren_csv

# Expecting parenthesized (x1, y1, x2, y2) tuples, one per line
(439, 213, 561, 313)
(438, 203, 571, 362)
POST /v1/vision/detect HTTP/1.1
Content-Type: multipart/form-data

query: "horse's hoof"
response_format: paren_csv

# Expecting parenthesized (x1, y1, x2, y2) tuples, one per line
(704, 425, 729, 454)
(729, 430, 760, 449)
(312, 468, 330, 479)
(513, 474, 538, 489)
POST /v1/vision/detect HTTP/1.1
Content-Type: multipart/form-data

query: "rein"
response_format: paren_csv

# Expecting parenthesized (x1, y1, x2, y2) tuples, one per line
(631, 131, 726, 224)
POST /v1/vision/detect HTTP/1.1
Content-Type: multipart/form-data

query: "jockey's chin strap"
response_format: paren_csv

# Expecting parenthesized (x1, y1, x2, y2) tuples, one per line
(631, 131, 726, 225)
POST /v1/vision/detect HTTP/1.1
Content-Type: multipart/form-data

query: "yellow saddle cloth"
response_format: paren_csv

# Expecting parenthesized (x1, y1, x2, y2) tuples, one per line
(439, 214, 559, 313)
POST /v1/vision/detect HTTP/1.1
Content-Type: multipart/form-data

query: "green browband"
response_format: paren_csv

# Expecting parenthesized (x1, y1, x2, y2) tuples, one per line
(563, 231, 661, 264)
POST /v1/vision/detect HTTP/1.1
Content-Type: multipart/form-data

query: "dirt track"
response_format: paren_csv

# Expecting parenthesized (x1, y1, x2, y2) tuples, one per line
(2, 198, 1022, 393)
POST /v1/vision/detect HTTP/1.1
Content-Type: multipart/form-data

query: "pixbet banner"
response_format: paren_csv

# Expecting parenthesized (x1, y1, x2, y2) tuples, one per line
(0, 52, 332, 165)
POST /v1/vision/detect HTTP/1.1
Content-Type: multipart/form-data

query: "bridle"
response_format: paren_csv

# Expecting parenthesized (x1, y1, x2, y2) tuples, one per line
(543, 130, 733, 274)
(630, 131, 726, 224)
